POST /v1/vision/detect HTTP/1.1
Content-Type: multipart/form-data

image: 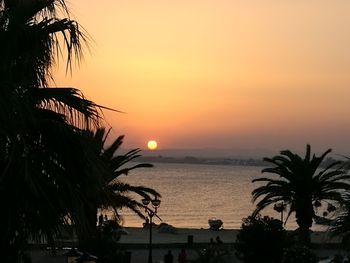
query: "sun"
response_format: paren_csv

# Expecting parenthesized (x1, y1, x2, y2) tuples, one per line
(147, 140, 158, 150)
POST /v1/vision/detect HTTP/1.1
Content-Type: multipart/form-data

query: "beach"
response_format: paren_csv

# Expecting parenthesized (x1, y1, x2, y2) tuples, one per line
(119, 227, 237, 244)
(117, 227, 341, 245)
(30, 227, 344, 263)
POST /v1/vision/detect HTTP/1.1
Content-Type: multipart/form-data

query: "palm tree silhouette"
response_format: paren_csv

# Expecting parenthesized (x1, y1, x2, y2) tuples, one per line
(92, 128, 160, 216)
(78, 128, 160, 248)
(252, 144, 350, 244)
(0, 1, 110, 261)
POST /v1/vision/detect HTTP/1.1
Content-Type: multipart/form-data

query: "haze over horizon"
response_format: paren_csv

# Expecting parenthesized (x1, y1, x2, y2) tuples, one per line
(55, 1, 350, 154)
(131, 146, 346, 160)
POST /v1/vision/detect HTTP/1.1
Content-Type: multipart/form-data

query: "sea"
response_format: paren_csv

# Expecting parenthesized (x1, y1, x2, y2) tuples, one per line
(115, 162, 327, 231)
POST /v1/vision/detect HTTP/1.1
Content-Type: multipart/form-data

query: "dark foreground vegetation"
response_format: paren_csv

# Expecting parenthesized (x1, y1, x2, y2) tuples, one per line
(242, 145, 350, 263)
(0, 1, 158, 262)
(235, 215, 318, 263)
(2, 1, 350, 263)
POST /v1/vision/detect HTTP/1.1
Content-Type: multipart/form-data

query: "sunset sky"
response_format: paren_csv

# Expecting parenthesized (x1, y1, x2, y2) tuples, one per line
(55, 1, 350, 155)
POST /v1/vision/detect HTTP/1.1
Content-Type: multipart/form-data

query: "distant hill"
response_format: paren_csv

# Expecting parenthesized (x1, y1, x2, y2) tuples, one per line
(135, 155, 266, 167)
(140, 148, 276, 159)
(130, 148, 342, 168)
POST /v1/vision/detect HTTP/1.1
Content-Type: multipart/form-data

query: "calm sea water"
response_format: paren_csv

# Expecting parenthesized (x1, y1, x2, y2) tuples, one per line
(116, 163, 325, 230)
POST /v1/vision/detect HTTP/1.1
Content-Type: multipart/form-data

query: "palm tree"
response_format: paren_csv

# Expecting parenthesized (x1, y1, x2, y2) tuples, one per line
(252, 145, 350, 244)
(77, 128, 160, 251)
(91, 128, 160, 224)
(0, 1, 110, 261)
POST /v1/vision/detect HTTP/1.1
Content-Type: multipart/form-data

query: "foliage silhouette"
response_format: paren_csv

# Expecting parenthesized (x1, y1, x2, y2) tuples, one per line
(0, 1, 112, 261)
(330, 157, 350, 247)
(252, 144, 350, 244)
(235, 215, 288, 263)
(330, 195, 350, 253)
(79, 128, 160, 251)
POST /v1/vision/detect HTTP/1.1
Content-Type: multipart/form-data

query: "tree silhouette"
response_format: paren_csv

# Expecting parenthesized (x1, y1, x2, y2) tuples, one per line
(252, 145, 350, 244)
(0, 1, 110, 261)
(79, 128, 160, 250)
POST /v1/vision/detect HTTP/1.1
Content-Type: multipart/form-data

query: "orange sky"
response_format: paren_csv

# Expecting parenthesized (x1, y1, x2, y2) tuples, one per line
(55, 1, 350, 154)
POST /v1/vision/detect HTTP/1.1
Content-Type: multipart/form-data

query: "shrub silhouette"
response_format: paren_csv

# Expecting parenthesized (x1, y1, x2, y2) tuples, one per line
(235, 215, 288, 263)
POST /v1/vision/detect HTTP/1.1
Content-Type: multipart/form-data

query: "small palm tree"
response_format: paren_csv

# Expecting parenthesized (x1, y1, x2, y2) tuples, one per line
(92, 128, 160, 219)
(252, 144, 350, 244)
(77, 128, 160, 249)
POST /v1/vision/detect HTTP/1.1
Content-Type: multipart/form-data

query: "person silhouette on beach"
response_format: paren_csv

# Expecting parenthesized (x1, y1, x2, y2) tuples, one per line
(164, 250, 174, 263)
(98, 214, 103, 226)
(178, 248, 187, 263)
(208, 238, 215, 256)
(216, 236, 223, 244)
(215, 236, 224, 256)
(210, 237, 215, 245)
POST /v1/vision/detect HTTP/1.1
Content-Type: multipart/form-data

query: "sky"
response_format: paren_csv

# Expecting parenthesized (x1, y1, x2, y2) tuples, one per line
(55, 0, 350, 155)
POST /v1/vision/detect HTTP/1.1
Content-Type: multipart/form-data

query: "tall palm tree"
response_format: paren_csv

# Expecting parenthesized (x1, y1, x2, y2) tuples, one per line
(252, 145, 350, 244)
(0, 1, 110, 261)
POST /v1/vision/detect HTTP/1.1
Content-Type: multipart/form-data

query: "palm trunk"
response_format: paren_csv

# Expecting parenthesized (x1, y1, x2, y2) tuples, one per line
(77, 203, 99, 253)
(295, 198, 314, 245)
(296, 226, 311, 245)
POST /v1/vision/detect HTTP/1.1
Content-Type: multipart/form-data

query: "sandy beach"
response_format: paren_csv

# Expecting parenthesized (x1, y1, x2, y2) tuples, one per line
(30, 227, 345, 263)
(117, 227, 342, 245)
(119, 227, 237, 244)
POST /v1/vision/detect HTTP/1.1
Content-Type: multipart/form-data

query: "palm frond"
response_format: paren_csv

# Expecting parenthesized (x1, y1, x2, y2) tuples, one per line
(33, 87, 103, 129)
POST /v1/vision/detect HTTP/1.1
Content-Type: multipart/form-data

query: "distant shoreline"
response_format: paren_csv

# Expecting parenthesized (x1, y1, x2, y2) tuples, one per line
(135, 156, 267, 167)
(134, 155, 340, 168)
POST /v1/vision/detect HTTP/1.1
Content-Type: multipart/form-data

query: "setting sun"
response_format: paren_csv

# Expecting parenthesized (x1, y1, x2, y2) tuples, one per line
(147, 140, 158, 150)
